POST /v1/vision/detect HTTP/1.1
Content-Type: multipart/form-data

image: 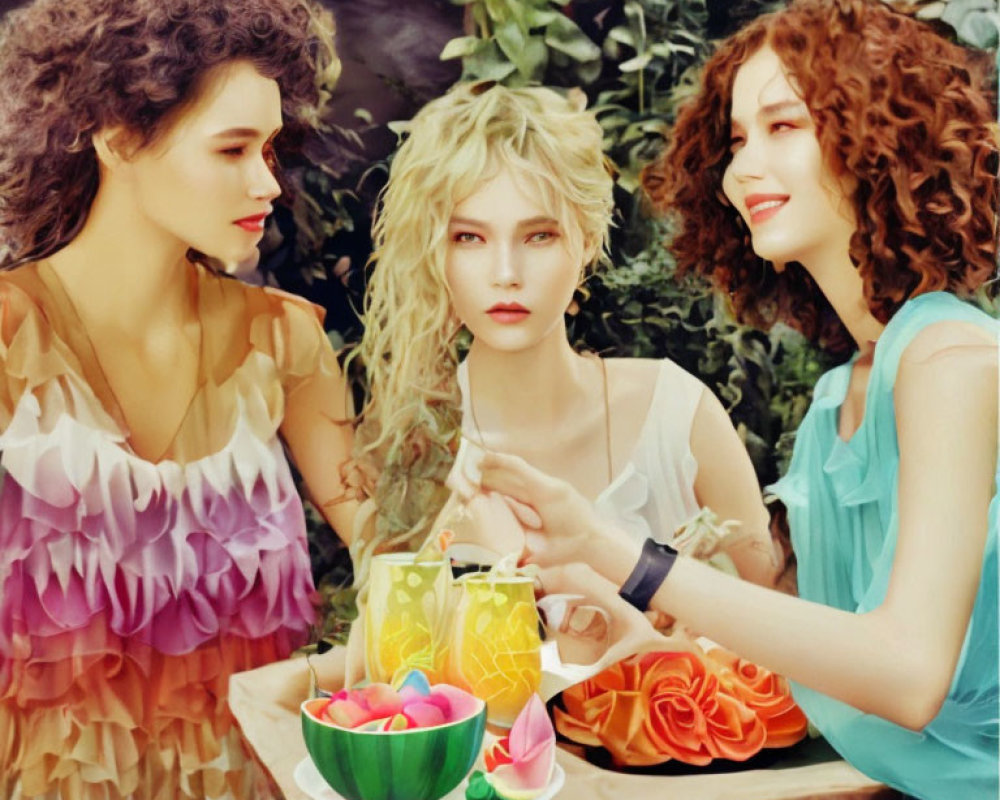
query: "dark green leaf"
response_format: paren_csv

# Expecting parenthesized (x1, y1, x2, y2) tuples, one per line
(543, 14, 601, 62)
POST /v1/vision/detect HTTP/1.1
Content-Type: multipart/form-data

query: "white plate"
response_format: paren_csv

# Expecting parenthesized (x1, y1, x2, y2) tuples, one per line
(293, 758, 566, 800)
(293, 758, 469, 800)
(492, 762, 566, 800)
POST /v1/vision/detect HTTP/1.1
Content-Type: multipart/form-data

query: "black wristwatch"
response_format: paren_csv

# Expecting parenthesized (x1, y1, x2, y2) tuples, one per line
(618, 538, 679, 612)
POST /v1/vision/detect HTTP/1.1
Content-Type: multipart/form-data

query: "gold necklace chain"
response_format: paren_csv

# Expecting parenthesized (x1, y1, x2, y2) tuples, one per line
(467, 353, 613, 485)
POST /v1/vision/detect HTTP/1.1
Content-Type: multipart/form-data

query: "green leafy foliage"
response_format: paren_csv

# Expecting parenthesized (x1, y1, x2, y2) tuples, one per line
(916, 0, 1000, 48)
(442, 0, 601, 85)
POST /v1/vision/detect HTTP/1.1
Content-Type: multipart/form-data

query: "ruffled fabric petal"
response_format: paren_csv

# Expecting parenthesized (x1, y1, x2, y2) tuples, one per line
(0, 267, 331, 799)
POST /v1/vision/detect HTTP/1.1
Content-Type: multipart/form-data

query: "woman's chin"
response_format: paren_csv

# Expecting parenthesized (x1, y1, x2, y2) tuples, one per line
(189, 246, 261, 275)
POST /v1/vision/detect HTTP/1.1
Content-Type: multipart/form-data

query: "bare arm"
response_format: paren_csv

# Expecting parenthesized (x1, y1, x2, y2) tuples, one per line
(277, 302, 360, 545)
(482, 328, 998, 730)
(689, 387, 783, 585)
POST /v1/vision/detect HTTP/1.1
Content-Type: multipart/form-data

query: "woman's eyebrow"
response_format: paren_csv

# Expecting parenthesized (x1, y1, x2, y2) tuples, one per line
(448, 216, 558, 227)
(516, 216, 559, 227)
(211, 126, 281, 139)
(759, 99, 807, 117)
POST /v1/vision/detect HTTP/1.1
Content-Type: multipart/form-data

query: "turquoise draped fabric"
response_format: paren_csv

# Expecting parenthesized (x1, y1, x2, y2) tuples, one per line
(770, 292, 999, 800)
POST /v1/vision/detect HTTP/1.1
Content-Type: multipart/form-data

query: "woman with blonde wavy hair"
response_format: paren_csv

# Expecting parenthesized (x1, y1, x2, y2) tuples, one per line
(350, 80, 783, 587)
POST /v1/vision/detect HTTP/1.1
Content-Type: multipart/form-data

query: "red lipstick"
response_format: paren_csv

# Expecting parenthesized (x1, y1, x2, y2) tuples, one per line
(234, 213, 269, 232)
(744, 193, 788, 225)
(487, 302, 530, 324)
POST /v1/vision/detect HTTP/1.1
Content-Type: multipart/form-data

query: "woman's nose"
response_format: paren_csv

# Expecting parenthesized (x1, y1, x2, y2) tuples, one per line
(248, 154, 281, 201)
(729, 135, 765, 182)
(491, 244, 522, 288)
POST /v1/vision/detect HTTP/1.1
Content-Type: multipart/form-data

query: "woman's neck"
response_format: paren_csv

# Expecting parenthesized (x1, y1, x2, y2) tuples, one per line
(804, 247, 885, 352)
(465, 324, 597, 439)
(47, 180, 195, 332)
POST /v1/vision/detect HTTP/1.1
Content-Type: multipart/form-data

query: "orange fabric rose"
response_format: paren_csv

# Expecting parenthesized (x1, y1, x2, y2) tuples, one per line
(554, 648, 807, 768)
(706, 647, 809, 748)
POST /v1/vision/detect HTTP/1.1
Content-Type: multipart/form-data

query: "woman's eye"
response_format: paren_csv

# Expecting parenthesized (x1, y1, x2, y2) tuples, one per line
(452, 232, 481, 244)
(220, 146, 245, 157)
(770, 121, 796, 133)
(527, 231, 557, 243)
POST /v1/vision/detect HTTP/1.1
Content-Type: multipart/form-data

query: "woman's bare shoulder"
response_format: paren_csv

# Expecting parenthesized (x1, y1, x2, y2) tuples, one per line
(901, 318, 997, 365)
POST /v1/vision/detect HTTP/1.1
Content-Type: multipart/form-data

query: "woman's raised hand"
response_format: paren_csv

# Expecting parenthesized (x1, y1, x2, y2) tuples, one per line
(476, 451, 604, 568)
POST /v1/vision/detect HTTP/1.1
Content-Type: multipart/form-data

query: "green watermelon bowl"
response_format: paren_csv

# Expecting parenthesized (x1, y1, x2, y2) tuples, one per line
(300, 683, 487, 800)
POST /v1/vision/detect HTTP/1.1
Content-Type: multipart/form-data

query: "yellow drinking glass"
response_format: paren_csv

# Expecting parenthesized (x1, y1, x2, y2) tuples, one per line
(364, 553, 452, 685)
(450, 574, 542, 728)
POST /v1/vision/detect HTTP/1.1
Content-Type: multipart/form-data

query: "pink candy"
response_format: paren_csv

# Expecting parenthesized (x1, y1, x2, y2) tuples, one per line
(309, 676, 480, 732)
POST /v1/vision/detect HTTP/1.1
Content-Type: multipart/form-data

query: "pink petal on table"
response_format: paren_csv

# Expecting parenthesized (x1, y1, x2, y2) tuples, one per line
(491, 695, 555, 792)
(428, 684, 480, 722)
(401, 701, 447, 729)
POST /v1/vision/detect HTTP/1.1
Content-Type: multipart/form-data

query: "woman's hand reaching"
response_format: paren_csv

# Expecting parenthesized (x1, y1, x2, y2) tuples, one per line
(474, 451, 607, 568)
(532, 562, 693, 698)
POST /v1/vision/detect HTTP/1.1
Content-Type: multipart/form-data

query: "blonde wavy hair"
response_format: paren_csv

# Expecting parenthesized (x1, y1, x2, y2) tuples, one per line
(350, 81, 614, 579)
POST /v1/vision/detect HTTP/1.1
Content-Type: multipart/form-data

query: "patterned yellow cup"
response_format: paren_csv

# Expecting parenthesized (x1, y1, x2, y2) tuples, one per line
(450, 574, 542, 728)
(364, 553, 452, 685)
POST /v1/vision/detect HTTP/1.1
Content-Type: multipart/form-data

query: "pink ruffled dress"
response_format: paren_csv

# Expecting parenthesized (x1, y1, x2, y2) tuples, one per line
(0, 262, 329, 799)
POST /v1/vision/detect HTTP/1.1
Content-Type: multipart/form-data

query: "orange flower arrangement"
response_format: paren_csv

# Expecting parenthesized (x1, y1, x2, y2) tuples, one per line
(554, 647, 808, 767)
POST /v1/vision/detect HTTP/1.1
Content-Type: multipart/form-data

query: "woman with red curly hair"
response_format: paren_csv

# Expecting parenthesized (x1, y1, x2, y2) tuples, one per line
(467, 1, 999, 797)
(0, 0, 356, 797)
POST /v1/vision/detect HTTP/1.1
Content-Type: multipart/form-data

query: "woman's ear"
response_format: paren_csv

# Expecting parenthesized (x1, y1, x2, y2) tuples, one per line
(91, 127, 135, 170)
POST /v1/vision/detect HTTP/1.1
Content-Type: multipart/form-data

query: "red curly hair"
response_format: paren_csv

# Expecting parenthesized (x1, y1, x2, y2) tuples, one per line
(0, 0, 339, 269)
(643, 0, 999, 354)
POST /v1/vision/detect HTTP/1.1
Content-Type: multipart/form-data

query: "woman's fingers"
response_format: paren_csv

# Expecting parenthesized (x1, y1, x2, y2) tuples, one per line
(499, 494, 543, 530)
(479, 451, 553, 501)
(536, 564, 669, 665)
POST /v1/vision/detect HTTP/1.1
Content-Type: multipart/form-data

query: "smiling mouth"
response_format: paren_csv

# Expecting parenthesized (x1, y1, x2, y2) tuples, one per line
(746, 197, 788, 225)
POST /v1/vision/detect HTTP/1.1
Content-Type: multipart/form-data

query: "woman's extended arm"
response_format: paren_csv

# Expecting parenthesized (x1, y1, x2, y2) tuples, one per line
(281, 362, 359, 544)
(482, 329, 997, 731)
(688, 387, 784, 585)
(277, 301, 360, 545)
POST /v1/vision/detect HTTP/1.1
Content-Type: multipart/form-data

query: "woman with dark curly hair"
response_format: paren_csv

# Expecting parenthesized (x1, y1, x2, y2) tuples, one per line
(463, 1, 999, 797)
(0, 1, 355, 797)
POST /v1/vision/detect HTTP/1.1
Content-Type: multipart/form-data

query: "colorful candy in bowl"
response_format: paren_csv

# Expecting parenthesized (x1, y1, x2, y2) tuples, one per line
(301, 671, 487, 800)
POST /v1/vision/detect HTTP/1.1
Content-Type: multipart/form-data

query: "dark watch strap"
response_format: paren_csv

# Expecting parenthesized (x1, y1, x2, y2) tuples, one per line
(618, 538, 679, 612)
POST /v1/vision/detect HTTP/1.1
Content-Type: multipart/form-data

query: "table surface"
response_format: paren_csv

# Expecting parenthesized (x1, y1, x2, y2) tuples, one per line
(229, 650, 901, 800)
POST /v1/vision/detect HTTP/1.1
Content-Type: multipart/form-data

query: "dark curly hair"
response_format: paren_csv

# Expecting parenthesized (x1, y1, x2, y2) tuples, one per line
(643, 0, 999, 354)
(0, 0, 340, 268)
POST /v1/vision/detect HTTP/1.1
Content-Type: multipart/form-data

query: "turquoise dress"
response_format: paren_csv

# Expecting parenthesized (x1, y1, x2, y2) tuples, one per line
(770, 292, 999, 800)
